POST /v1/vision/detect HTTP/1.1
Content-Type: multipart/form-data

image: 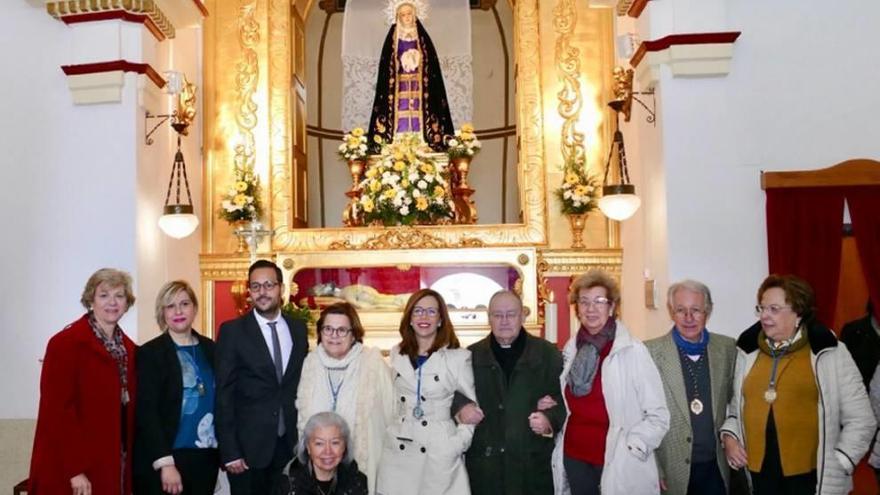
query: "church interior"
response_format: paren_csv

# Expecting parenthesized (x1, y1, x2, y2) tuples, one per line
(3, 0, 880, 491)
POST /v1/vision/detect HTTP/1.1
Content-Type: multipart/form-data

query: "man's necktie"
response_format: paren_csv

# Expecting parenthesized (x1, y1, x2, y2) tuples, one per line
(267, 321, 286, 436)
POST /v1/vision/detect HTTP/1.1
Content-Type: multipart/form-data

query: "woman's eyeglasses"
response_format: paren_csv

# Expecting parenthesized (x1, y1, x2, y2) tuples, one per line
(320, 326, 352, 337)
(755, 304, 791, 316)
(412, 307, 439, 318)
(577, 297, 610, 308)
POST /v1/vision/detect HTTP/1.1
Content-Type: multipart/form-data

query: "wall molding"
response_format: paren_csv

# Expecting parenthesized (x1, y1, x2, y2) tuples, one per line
(46, 1, 175, 39)
(61, 60, 166, 104)
(630, 32, 741, 89)
(59, 11, 166, 41)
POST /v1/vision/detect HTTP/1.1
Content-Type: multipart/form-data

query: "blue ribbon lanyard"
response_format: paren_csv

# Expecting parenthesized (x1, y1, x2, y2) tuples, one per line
(413, 358, 426, 419)
(327, 373, 344, 412)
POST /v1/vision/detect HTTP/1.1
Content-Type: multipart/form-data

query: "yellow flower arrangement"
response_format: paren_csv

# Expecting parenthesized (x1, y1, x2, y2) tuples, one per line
(219, 165, 263, 223)
(555, 157, 600, 215)
(445, 123, 482, 160)
(357, 133, 453, 226)
(338, 127, 369, 161)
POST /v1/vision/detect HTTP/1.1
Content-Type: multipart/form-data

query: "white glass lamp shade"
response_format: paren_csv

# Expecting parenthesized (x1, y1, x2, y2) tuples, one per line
(598, 184, 641, 221)
(158, 205, 199, 239)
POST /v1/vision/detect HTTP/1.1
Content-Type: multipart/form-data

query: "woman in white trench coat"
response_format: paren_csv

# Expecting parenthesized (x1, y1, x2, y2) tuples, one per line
(376, 288, 477, 495)
(551, 270, 669, 495)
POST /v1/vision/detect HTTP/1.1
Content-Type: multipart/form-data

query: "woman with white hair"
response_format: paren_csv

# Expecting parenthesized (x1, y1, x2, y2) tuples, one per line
(278, 411, 368, 495)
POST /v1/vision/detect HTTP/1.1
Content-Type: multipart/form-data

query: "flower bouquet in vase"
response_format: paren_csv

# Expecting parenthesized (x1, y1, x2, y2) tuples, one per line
(555, 157, 600, 248)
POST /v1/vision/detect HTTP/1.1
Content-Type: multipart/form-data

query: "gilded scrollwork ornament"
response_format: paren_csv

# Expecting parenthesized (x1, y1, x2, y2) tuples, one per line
(553, 0, 586, 164)
(328, 226, 485, 251)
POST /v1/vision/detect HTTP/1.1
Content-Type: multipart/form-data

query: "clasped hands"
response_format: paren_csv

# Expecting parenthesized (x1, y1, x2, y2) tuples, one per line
(455, 395, 557, 436)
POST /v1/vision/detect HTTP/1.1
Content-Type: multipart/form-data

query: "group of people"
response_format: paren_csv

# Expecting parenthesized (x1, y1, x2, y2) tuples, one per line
(26, 260, 880, 495)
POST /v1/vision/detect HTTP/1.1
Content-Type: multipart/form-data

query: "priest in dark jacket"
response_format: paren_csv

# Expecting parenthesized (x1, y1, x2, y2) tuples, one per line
(460, 290, 565, 494)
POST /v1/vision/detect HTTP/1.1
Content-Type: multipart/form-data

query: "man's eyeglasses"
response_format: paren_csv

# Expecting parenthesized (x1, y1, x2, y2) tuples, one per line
(412, 307, 439, 318)
(320, 325, 352, 337)
(755, 304, 791, 316)
(577, 297, 611, 308)
(672, 307, 706, 318)
(249, 281, 280, 292)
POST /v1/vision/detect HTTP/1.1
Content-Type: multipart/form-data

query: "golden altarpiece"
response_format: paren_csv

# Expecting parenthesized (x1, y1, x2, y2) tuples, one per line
(199, 0, 623, 347)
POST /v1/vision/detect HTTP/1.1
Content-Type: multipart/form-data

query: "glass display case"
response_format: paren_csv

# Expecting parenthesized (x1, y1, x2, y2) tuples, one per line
(278, 247, 539, 349)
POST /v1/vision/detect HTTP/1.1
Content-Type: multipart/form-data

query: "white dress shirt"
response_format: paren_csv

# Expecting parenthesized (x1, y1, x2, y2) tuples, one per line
(253, 310, 293, 373)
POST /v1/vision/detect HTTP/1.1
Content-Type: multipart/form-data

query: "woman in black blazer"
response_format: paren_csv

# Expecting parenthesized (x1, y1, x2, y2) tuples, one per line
(134, 280, 219, 494)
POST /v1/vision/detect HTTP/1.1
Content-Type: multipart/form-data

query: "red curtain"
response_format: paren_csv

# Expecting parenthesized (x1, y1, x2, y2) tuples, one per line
(766, 187, 846, 325)
(847, 186, 880, 321)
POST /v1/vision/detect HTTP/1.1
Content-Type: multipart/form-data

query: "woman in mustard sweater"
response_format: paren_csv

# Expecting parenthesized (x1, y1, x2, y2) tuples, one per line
(721, 274, 875, 495)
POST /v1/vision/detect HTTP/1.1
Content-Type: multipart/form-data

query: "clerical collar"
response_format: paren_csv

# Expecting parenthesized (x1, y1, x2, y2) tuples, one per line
(490, 330, 526, 382)
(490, 330, 526, 355)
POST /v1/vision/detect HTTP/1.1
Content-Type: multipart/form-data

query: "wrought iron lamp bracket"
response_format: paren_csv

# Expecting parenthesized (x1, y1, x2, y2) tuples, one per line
(145, 111, 175, 145)
(631, 90, 656, 125)
(611, 66, 657, 126)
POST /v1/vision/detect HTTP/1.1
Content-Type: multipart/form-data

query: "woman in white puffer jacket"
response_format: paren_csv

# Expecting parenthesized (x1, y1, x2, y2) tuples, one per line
(721, 274, 875, 495)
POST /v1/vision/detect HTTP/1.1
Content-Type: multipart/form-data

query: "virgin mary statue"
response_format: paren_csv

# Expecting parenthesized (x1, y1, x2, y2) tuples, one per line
(343, 0, 473, 152)
(367, 0, 455, 151)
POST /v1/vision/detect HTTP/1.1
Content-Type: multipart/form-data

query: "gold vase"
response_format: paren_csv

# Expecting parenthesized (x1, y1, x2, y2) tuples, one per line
(232, 219, 248, 253)
(450, 156, 472, 189)
(347, 158, 366, 190)
(566, 212, 589, 249)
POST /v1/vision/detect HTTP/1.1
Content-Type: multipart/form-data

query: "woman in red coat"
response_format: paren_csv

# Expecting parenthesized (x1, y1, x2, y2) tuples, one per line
(29, 268, 138, 495)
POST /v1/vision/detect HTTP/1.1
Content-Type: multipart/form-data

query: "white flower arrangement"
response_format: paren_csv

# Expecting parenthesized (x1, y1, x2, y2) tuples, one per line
(445, 123, 481, 160)
(357, 133, 453, 226)
(338, 127, 369, 161)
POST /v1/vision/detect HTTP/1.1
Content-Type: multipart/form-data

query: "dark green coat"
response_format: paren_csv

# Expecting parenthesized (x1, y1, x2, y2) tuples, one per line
(465, 332, 565, 495)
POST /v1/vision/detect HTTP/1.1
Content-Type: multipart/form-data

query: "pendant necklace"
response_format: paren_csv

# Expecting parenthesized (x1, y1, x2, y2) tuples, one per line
(190, 336, 207, 397)
(413, 356, 427, 419)
(180, 334, 206, 397)
(680, 348, 705, 415)
(765, 349, 786, 404)
(327, 369, 346, 412)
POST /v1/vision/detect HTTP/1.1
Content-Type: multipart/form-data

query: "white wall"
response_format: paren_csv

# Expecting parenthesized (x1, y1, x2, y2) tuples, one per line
(621, 0, 880, 339)
(0, 4, 203, 421)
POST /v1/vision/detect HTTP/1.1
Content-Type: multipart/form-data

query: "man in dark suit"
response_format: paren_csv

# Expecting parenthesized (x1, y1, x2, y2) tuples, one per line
(215, 259, 309, 495)
(645, 280, 737, 495)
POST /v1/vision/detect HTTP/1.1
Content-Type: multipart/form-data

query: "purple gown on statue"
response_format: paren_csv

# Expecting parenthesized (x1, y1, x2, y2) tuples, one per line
(367, 20, 455, 152)
(395, 38, 421, 134)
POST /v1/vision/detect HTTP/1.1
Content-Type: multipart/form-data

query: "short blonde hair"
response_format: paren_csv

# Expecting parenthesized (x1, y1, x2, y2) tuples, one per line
(568, 270, 621, 306)
(80, 268, 135, 310)
(154, 280, 199, 331)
